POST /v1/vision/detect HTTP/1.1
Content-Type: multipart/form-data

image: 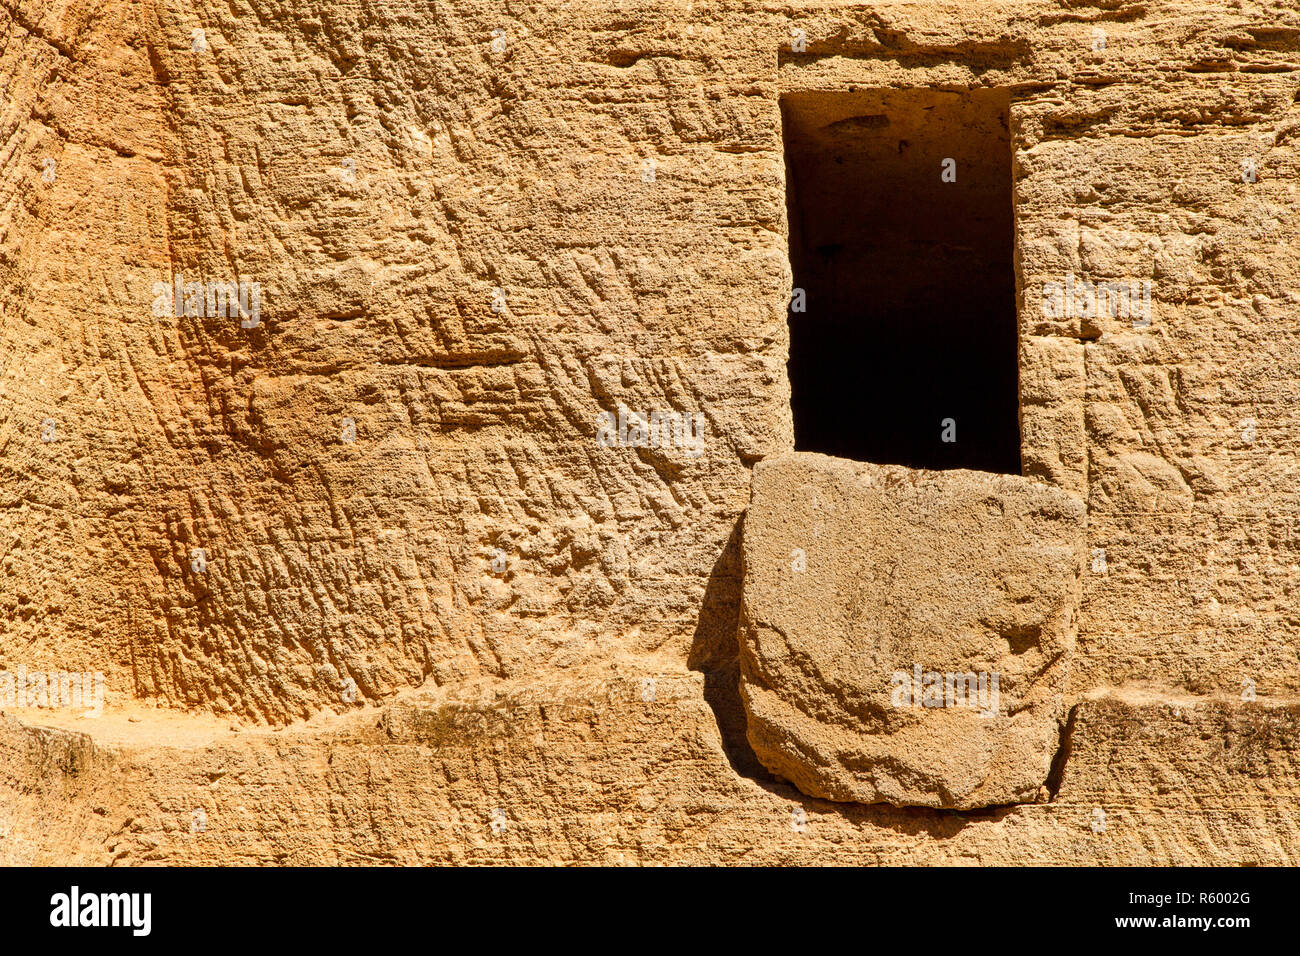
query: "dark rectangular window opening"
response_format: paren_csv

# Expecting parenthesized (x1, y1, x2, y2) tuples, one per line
(782, 88, 1021, 474)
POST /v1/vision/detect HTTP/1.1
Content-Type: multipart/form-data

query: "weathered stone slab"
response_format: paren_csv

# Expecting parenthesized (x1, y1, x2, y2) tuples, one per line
(738, 453, 1086, 808)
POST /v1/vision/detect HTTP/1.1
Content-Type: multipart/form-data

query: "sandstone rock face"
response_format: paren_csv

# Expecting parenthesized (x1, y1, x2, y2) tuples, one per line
(0, 0, 789, 726)
(4, 682, 1298, 865)
(3, 0, 1300, 866)
(738, 453, 1086, 808)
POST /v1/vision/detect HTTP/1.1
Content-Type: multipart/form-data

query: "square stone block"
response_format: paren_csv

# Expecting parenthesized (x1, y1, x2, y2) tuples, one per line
(738, 453, 1086, 808)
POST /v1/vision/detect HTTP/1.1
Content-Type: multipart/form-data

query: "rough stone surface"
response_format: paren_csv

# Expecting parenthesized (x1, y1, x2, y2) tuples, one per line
(738, 453, 1086, 808)
(3, 681, 1298, 865)
(3, 0, 1300, 864)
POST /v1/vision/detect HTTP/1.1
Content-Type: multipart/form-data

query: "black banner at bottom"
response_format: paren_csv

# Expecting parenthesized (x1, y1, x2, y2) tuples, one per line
(0, 865, 1281, 945)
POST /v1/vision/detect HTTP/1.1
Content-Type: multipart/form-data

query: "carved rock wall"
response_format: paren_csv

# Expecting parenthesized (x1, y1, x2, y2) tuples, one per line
(2, 0, 1299, 864)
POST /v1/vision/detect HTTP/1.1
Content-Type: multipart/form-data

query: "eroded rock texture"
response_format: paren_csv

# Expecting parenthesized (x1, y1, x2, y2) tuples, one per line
(4, 683, 1299, 865)
(738, 453, 1086, 808)
(2, 0, 1300, 865)
(0, 0, 790, 725)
